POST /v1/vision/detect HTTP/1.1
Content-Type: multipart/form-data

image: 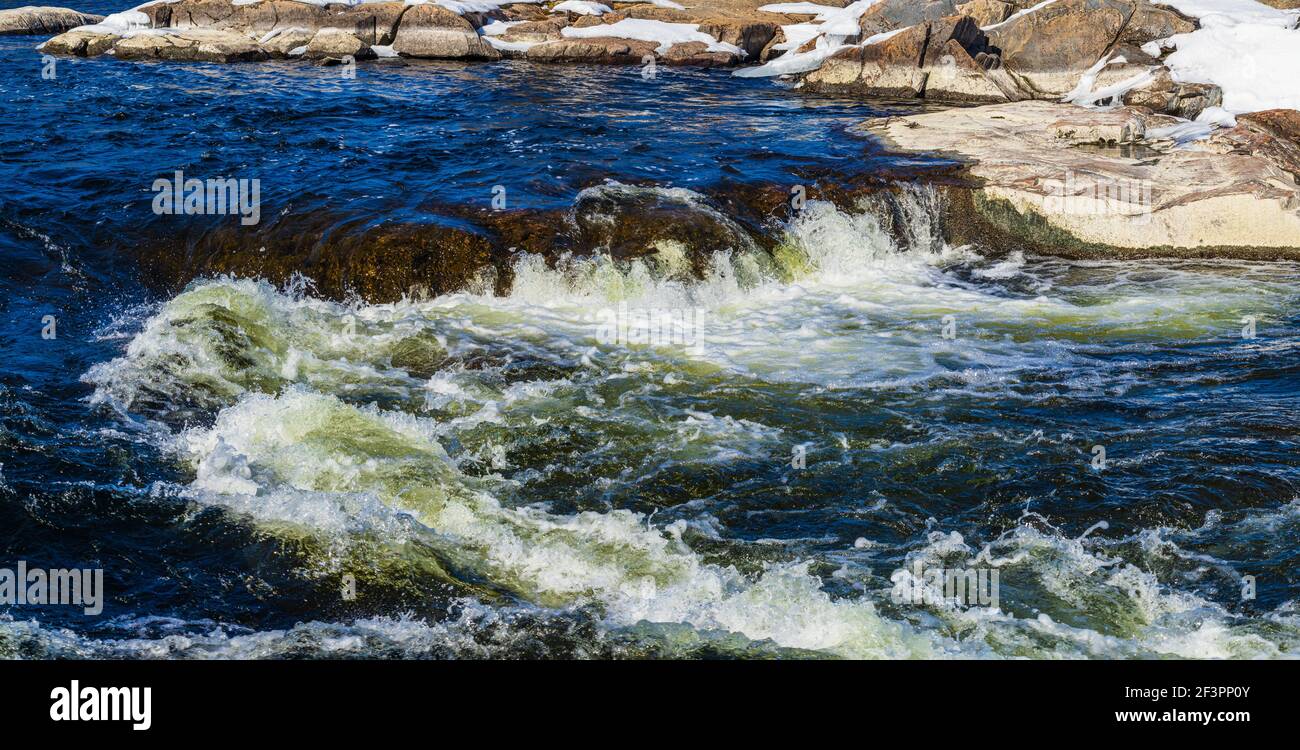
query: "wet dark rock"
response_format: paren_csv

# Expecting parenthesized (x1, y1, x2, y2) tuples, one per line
(697, 18, 779, 59)
(130, 177, 815, 304)
(139, 213, 507, 303)
(571, 184, 763, 274)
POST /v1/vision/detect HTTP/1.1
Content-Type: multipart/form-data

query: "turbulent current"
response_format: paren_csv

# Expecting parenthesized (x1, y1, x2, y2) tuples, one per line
(2, 14, 1299, 659)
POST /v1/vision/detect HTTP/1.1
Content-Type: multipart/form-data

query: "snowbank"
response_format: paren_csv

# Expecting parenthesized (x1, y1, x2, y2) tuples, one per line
(1155, 2, 1300, 113)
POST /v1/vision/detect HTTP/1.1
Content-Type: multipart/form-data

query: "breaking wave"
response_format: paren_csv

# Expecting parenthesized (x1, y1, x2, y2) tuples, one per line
(70, 185, 1300, 659)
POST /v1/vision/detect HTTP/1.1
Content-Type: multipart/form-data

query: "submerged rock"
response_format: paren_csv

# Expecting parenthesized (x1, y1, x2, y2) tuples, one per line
(130, 179, 799, 303)
(140, 213, 507, 303)
(572, 183, 764, 270)
(866, 101, 1300, 258)
(0, 5, 101, 35)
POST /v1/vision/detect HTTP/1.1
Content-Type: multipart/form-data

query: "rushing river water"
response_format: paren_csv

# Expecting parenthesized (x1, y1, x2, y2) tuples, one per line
(2, 11, 1299, 659)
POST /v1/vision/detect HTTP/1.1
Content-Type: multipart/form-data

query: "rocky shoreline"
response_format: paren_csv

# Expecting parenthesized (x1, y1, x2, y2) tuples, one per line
(871, 102, 1300, 259)
(6, 0, 1300, 298)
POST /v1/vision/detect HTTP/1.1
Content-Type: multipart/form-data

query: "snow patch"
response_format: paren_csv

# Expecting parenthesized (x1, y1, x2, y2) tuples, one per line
(1147, 106, 1239, 145)
(479, 20, 523, 36)
(1062, 55, 1158, 108)
(758, 2, 845, 17)
(560, 19, 745, 56)
(1162, 18, 1300, 112)
(552, 1, 612, 15)
(733, 0, 886, 78)
(619, 0, 687, 9)
(484, 36, 538, 52)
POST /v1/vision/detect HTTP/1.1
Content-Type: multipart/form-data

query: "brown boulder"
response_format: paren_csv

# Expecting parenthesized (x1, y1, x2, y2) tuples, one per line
(139, 0, 237, 30)
(806, 16, 1014, 103)
(986, 0, 1137, 97)
(804, 23, 932, 96)
(113, 29, 268, 63)
(1121, 68, 1221, 119)
(1121, 2, 1195, 46)
(955, 0, 1013, 26)
(501, 18, 569, 42)
(213, 0, 326, 37)
(391, 5, 500, 59)
(1214, 109, 1300, 182)
(323, 3, 408, 45)
(40, 28, 117, 56)
(923, 38, 1018, 102)
(860, 0, 963, 33)
(148, 213, 505, 303)
(303, 28, 375, 60)
(661, 40, 740, 67)
(259, 27, 315, 57)
(141, 0, 409, 46)
(697, 18, 779, 59)
(0, 6, 102, 35)
(526, 37, 659, 64)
